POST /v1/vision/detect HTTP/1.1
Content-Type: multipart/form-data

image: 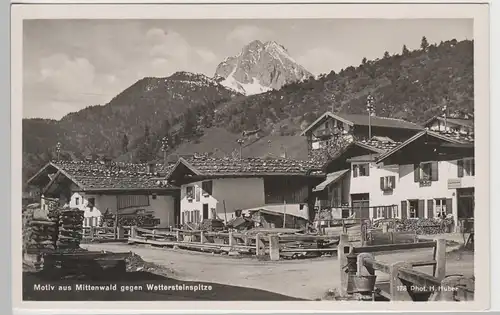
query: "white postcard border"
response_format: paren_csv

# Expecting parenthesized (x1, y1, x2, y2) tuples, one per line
(11, 2, 490, 313)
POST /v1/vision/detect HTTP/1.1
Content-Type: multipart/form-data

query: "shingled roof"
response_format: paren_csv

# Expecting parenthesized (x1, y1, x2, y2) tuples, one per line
(300, 111, 423, 135)
(168, 156, 325, 179)
(29, 160, 178, 192)
(377, 129, 474, 164)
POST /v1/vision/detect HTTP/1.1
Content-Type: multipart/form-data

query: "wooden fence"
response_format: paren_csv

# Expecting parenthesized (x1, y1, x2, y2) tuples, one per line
(128, 226, 340, 260)
(366, 228, 418, 246)
(337, 234, 474, 301)
(82, 226, 132, 243)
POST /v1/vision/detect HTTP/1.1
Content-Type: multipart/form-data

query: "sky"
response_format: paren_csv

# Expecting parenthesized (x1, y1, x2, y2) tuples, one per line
(23, 19, 473, 120)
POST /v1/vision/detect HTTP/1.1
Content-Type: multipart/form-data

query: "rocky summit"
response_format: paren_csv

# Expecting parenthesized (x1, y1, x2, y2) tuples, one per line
(214, 40, 312, 95)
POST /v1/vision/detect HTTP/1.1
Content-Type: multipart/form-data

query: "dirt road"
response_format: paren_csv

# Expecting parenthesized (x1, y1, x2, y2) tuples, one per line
(82, 243, 474, 300)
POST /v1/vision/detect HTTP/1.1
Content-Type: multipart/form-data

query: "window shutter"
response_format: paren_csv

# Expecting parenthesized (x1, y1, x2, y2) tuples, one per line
(373, 207, 377, 219)
(390, 176, 396, 189)
(366, 164, 370, 176)
(353, 165, 358, 178)
(471, 158, 475, 176)
(401, 201, 407, 219)
(380, 177, 384, 190)
(387, 206, 392, 218)
(417, 200, 425, 218)
(431, 161, 439, 181)
(457, 159, 464, 178)
(446, 198, 453, 215)
(414, 164, 420, 182)
(427, 200, 434, 219)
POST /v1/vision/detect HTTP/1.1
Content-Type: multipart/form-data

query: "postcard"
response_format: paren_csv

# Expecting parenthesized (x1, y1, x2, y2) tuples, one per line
(11, 1, 490, 313)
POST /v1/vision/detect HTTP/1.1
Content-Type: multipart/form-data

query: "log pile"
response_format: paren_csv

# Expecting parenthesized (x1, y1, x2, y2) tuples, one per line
(23, 206, 58, 253)
(199, 219, 225, 231)
(118, 214, 160, 227)
(373, 218, 454, 235)
(56, 208, 84, 250)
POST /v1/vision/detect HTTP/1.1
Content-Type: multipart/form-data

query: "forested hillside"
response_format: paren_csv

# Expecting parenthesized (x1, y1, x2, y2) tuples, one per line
(23, 38, 473, 183)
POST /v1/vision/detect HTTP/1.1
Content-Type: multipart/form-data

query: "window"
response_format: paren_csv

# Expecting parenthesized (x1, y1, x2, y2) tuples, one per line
(353, 163, 370, 177)
(152, 194, 157, 200)
(380, 176, 396, 190)
(185, 186, 194, 200)
(117, 195, 149, 210)
(458, 158, 475, 177)
(414, 162, 439, 182)
(87, 197, 95, 211)
(75, 197, 80, 206)
(409, 206, 417, 218)
(435, 198, 447, 217)
(392, 207, 399, 218)
(202, 181, 213, 195)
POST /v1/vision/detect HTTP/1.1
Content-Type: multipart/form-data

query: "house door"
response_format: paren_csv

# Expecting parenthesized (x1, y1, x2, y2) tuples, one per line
(457, 188, 474, 219)
(351, 193, 369, 219)
(203, 204, 209, 220)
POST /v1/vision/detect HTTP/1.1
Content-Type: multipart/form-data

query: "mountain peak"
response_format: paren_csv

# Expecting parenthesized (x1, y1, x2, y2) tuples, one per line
(214, 40, 311, 95)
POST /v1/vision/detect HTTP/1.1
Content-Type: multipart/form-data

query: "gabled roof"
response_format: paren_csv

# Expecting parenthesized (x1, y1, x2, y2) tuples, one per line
(28, 160, 178, 193)
(300, 111, 423, 136)
(168, 156, 324, 180)
(376, 130, 474, 164)
(313, 169, 349, 192)
(424, 116, 474, 128)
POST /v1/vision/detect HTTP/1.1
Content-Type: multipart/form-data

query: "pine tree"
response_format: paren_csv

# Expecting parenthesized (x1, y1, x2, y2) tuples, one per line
(383, 51, 390, 59)
(135, 125, 154, 163)
(182, 108, 198, 139)
(361, 57, 367, 65)
(420, 36, 429, 51)
(402, 44, 410, 56)
(121, 134, 129, 153)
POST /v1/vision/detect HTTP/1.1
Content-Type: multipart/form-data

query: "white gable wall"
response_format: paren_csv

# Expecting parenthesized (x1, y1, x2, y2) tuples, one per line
(64, 192, 175, 228)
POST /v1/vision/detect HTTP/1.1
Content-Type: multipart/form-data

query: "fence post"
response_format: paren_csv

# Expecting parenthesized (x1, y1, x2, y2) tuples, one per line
(382, 223, 388, 234)
(413, 231, 418, 243)
(130, 226, 137, 239)
(268, 234, 279, 261)
(200, 231, 206, 244)
(117, 226, 124, 239)
(337, 234, 349, 296)
(389, 262, 413, 301)
(256, 233, 265, 256)
(434, 238, 446, 280)
(228, 231, 236, 247)
(243, 235, 249, 246)
(176, 230, 181, 242)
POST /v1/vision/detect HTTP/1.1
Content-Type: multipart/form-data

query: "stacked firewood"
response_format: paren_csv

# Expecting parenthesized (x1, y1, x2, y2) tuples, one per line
(373, 218, 454, 235)
(56, 208, 84, 249)
(23, 206, 58, 253)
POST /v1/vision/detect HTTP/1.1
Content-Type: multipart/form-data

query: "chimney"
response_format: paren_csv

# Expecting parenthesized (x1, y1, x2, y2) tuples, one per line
(147, 162, 156, 174)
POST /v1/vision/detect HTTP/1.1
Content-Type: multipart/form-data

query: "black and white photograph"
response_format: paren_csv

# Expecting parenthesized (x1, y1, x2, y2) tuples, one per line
(11, 2, 490, 312)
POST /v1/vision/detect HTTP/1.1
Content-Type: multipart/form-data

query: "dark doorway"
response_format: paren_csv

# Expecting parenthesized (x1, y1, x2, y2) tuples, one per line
(351, 193, 369, 219)
(457, 188, 474, 219)
(203, 204, 209, 220)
